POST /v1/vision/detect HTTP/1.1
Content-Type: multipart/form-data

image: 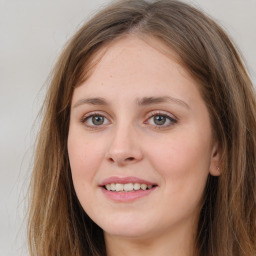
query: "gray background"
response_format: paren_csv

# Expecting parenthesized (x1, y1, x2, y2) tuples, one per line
(0, 0, 255, 255)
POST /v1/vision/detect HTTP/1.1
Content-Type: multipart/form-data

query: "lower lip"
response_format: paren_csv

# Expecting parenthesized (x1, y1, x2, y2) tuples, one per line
(100, 187, 157, 202)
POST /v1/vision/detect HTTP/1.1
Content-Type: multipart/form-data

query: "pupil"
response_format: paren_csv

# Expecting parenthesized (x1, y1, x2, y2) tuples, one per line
(154, 115, 166, 125)
(92, 116, 104, 125)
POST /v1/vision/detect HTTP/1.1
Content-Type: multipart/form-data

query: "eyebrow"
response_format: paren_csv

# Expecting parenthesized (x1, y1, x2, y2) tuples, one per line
(73, 96, 190, 109)
(137, 96, 190, 109)
(73, 97, 107, 108)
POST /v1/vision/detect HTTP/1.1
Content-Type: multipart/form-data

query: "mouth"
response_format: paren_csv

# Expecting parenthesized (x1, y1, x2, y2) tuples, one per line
(99, 176, 158, 202)
(103, 183, 157, 192)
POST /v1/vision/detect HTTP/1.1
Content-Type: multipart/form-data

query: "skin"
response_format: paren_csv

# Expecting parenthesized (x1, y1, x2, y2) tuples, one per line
(68, 35, 220, 256)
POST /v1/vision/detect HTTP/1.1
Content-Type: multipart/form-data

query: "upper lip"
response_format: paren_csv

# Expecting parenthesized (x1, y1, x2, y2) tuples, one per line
(99, 176, 157, 186)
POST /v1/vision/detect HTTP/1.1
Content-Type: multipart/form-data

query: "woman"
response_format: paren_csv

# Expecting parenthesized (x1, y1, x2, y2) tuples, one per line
(27, 0, 256, 255)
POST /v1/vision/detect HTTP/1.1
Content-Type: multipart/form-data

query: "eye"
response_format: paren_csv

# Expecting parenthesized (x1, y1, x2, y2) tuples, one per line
(146, 112, 177, 128)
(81, 113, 110, 127)
(90, 115, 106, 125)
(152, 115, 168, 125)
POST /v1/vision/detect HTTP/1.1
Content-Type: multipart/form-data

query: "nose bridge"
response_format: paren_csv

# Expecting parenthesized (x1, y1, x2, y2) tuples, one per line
(106, 118, 142, 165)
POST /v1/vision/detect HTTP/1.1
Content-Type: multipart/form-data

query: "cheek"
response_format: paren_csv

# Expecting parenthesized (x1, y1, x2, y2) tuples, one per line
(67, 134, 107, 215)
(146, 132, 212, 201)
(67, 132, 104, 190)
(149, 135, 211, 174)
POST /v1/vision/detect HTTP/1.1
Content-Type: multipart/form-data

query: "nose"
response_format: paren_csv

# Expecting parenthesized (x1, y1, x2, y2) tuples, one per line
(105, 124, 143, 166)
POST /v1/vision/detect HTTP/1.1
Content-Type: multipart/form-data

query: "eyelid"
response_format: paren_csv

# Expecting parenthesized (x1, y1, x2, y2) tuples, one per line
(145, 110, 177, 120)
(80, 111, 111, 127)
(79, 110, 177, 129)
(144, 110, 178, 128)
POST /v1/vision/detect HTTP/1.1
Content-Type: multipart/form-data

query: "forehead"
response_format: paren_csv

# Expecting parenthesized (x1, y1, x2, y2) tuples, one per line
(77, 34, 185, 85)
(72, 35, 203, 112)
(91, 34, 183, 74)
(79, 34, 192, 88)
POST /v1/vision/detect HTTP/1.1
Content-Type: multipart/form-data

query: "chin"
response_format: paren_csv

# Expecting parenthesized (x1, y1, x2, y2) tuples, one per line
(103, 226, 154, 240)
(98, 214, 155, 239)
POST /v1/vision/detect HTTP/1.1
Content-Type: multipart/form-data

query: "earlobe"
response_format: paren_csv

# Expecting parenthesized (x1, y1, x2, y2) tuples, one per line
(209, 142, 221, 176)
(210, 166, 221, 176)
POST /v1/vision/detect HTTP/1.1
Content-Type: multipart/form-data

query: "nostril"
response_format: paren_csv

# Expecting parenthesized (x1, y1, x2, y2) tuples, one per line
(126, 157, 135, 161)
(106, 153, 139, 165)
(109, 157, 115, 162)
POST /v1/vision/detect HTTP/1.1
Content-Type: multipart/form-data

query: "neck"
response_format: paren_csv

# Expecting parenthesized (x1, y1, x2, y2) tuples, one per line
(104, 221, 198, 256)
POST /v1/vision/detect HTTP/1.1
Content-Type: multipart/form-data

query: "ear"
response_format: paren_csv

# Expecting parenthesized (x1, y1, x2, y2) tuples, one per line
(209, 142, 221, 176)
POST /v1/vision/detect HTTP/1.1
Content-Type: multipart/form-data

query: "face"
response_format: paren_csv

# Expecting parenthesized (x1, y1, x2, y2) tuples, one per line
(68, 35, 220, 242)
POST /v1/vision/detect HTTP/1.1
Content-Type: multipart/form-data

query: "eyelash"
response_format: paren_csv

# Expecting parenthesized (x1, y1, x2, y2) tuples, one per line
(145, 111, 177, 129)
(80, 112, 110, 129)
(80, 111, 177, 129)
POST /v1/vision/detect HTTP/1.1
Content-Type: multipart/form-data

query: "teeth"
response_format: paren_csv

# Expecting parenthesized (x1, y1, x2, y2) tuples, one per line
(134, 183, 140, 190)
(140, 184, 147, 190)
(124, 183, 133, 192)
(110, 183, 116, 191)
(104, 183, 154, 192)
(116, 183, 123, 192)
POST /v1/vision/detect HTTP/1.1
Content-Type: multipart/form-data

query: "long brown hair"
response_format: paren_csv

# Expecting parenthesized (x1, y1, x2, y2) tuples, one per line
(28, 0, 256, 255)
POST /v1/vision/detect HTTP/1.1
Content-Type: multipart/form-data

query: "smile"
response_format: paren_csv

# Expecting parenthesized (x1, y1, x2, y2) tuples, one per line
(104, 183, 154, 192)
(100, 176, 158, 202)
